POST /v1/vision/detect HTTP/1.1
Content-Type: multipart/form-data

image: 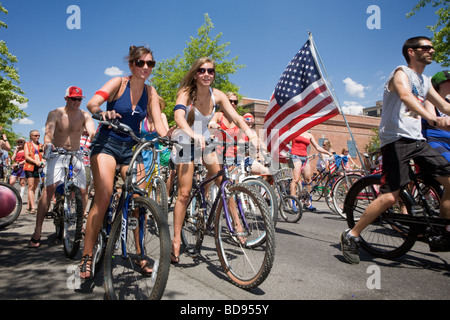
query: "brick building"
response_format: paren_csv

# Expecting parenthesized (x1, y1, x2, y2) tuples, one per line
(241, 98, 381, 169)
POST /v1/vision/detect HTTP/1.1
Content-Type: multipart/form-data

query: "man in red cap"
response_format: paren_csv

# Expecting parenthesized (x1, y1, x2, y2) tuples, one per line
(28, 86, 96, 248)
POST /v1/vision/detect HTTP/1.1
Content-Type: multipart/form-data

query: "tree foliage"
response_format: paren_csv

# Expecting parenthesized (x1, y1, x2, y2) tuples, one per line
(0, 3, 28, 142)
(151, 13, 245, 125)
(407, 0, 450, 67)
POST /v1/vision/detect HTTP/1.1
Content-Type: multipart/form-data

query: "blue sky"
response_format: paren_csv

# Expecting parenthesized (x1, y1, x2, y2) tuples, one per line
(2, 0, 444, 138)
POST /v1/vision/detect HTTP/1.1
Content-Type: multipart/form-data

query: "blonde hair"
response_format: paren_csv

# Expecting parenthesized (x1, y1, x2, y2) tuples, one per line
(178, 57, 216, 126)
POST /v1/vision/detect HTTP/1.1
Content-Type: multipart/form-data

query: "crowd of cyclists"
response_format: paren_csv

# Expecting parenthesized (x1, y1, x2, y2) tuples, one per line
(1, 35, 450, 296)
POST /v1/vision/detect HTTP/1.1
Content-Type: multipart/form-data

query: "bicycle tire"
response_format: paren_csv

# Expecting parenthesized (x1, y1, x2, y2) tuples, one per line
(53, 193, 64, 240)
(279, 195, 303, 223)
(148, 177, 168, 216)
(63, 185, 84, 259)
(0, 182, 23, 229)
(310, 179, 326, 202)
(215, 183, 275, 289)
(181, 193, 204, 256)
(332, 174, 362, 219)
(243, 178, 279, 227)
(104, 196, 171, 300)
(345, 175, 417, 259)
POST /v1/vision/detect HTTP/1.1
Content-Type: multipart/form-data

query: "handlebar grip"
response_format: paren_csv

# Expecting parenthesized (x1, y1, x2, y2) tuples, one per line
(92, 112, 102, 121)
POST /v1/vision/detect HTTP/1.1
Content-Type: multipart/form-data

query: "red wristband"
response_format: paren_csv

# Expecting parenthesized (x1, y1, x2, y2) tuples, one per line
(95, 90, 110, 101)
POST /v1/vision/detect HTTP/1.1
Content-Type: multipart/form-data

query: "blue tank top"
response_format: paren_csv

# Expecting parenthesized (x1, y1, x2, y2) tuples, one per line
(99, 80, 148, 142)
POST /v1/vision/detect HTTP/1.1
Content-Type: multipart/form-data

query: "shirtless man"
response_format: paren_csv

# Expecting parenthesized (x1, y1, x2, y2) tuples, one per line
(28, 86, 96, 248)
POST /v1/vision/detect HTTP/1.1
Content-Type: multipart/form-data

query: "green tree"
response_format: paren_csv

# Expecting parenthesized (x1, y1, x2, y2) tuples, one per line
(0, 3, 28, 143)
(407, 0, 450, 67)
(151, 13, 245, 125)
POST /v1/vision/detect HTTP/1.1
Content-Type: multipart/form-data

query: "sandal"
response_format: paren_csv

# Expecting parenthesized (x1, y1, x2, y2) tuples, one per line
(28, 237, 41, 248)
(134, 258, 153, 276)
(171, 252, 180, 264)
(79, 254, 93, 279)
(30, 208, 37, 215)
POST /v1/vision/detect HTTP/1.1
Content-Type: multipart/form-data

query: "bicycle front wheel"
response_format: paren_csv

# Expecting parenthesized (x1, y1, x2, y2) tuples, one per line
(345, 175, 416, 259)
(148, 177, 168, 216)
(104, 196, 171, 300)
(279, 195, 303, 223)
(244, 178, 279, 227)
(215, 183, 275, 289)
(332, 174, 361, 219)
(0, 182, 22, 229)
(63, 185, 84, 258)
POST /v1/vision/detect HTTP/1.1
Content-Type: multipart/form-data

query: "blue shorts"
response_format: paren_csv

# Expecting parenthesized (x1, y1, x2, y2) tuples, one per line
(90, 131, 143, 165)
(291, 154, 308, 164)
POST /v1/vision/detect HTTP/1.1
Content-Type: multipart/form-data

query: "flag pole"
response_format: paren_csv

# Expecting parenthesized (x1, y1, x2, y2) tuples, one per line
(308, 32, 368, 174)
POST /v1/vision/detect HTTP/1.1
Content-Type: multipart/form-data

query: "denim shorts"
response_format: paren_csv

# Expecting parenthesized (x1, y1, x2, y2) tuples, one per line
(90, 131, 143, 165)
(290, 154, 308, 164)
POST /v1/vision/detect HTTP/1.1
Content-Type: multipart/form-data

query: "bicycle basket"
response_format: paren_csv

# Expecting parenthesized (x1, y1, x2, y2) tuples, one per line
(274, 167, 293, 181)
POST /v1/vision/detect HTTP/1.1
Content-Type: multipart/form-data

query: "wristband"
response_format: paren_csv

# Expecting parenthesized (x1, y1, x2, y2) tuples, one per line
(249, 136, 257, 141)
(95, 90, 110, 101)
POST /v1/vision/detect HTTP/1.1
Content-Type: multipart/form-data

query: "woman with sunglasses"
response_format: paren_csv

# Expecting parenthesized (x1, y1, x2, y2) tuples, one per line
(23, 130, 44, 214)
(171, 57, 257, 263)
(81, 45, 170, 279)
(9, 138, 27, 199)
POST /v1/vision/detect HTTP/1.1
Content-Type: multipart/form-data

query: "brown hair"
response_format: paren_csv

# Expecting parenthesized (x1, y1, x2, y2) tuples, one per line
(125, 45, 153, 64)
(178, 57, 216, 126)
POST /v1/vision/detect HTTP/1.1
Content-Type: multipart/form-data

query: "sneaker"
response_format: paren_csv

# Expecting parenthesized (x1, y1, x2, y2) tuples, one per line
(307, 205, 316, 212)
(340, 229, 361, 264)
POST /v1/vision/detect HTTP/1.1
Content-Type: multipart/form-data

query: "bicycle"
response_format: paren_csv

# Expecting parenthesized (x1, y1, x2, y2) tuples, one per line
(0, 181, 23, 229)
(179, 137, 275, 289)
(144, 147, 169, 217)
(45, 147, 84, 258)
(93, 114, 171, 300)
(331, 151, 384, 219)
(344, 161, 448, 260)
(271, 160, 303, 223)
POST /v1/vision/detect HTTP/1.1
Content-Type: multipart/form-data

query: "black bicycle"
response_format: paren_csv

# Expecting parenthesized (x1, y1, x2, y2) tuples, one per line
(344, 162, 447, 259)
(92, 114, 171, 300)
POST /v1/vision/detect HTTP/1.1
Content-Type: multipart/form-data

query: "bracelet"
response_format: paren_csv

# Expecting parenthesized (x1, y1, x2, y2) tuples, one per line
(249, 136, 257, 141)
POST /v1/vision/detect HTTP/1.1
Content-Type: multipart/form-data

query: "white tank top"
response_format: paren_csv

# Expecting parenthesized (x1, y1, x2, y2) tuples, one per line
(173, 87, 217, 144)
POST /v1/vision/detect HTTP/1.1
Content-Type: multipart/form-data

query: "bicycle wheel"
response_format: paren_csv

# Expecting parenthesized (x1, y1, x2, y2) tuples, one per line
(181, 193, 204, 256)
(148, 177, 168, 216)
(345, 175, 417, 259)
(244, 178, 279, 227)
(279, 195, 303, 223)
(63, 185, 84, 259)
(215, 183, 275, 289)
(310, 179, 325, 201)
(104, 196, 170, 300)
(0, 182, 22, 229)
(53, 193, 64, 240)
(332, 174, 361, 219)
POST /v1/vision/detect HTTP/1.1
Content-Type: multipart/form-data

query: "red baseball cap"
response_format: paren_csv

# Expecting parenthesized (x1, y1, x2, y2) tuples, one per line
(65, 86, 85, 98)
(243, 113, 254, 121)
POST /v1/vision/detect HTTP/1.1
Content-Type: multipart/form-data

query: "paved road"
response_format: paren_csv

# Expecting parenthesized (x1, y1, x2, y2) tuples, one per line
(0, 190, 449, 304)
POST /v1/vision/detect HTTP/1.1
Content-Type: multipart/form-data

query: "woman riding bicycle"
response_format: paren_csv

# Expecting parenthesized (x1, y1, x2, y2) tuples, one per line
(81, 45, 170, 279)
(170, 57, 257, 263)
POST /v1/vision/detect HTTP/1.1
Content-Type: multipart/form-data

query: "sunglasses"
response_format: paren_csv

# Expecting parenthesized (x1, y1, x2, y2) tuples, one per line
(413, 45, 434, 52)
(69, 97, 83, 101)
(135, 60, 156, 68)
(197, 68, 215, 75)
(229, 99, 238, 105)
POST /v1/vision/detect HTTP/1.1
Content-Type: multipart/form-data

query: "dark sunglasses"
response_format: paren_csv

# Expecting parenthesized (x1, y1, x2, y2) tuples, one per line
(197, 68, 215, 75)
(135, 60, 156, 68)
(413, 45, 434, 52)
(229, 99, 238, 105)
(69, 97, 83, 101)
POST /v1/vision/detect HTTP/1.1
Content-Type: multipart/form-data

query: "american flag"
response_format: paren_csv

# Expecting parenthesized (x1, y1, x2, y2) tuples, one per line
(264, 39, 339, 160)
